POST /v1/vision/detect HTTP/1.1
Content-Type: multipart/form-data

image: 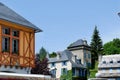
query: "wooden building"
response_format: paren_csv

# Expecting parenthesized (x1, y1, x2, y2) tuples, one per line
(0, 2, 42, 74)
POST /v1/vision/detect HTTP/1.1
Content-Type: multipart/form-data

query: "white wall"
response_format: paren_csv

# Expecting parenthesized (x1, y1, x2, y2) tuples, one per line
(49, 61, 72, 78)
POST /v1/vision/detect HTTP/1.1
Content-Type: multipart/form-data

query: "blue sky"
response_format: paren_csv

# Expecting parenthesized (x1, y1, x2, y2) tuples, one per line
(1, 0, 120, 53)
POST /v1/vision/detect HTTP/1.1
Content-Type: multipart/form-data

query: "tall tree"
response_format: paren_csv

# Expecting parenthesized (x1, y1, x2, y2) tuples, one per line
(90, 26, 103, 68)
(39, 47, 47, 61)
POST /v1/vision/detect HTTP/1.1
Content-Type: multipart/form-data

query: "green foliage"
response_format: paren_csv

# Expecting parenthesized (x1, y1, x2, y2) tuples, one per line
(31, 54, 50, 75)
(89, 61, 98, 78)
(103, 38, 120, 55)
(49, 52, 57, 58)
(39, 47, 48, 61)
(90, 26, 103, 59)
(90, 26, 103, 68)
(60, 70, 72, 80)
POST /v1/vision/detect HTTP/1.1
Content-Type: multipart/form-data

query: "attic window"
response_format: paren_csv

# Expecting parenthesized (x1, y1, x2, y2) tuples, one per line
(110, 61, 113, 64)
(118, 61, 120, 63)
(51, 62, 55, 67)
(103, 61, 106, 64)
(62, 61, 67, 66)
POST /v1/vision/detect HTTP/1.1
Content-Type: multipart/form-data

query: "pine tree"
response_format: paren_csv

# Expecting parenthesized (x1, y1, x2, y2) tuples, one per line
(90, 26, 103, 68)
(39, 47, 47, 61)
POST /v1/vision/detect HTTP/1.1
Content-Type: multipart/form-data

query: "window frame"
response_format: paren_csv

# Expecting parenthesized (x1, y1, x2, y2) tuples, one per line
(51, 62, 55, 67)
(61, 68, 67, 75)
(2, 26, 20, 55)
(62, 61, 67, 66)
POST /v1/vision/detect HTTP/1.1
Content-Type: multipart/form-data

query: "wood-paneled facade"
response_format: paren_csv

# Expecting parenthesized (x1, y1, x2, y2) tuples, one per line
(0, 19, 35, 68)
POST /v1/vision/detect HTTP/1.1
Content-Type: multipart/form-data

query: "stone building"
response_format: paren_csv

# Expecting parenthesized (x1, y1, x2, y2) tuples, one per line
(68, 39, 91, 68)
(96, 54, 120, 80)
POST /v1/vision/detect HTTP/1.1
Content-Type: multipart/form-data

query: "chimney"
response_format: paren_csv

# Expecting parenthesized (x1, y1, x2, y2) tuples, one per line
(72, 55, 77, 63)
(57, 52, 61, 59)
(83, 40, 88, 45)
(98, 54, 102, 63)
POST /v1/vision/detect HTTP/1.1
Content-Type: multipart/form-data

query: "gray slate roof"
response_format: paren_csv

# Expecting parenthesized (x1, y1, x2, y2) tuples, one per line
(48, 50, 69, 63)
(98, 54, 120, 68)
(68, 39, 88, 48)
(0, 2, 41, 32)
(48, 50, 85, 68)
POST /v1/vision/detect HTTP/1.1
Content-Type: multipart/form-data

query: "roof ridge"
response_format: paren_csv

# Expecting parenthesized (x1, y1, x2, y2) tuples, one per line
(0, 2, 4, 6)
(0, 2, 42, 32)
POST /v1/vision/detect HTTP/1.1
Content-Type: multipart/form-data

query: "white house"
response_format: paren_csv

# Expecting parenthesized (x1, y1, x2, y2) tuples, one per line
(48, 50, 87, 79)
(48, 39, 91, 79)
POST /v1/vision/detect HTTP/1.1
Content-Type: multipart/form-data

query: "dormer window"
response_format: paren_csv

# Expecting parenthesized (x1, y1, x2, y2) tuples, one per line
(110, 61, 113, 64)
(62, 61, 67, 66)
(103, 61, 106, 64)
(51, 62, 55, 67)
(117, 61, 120, 63)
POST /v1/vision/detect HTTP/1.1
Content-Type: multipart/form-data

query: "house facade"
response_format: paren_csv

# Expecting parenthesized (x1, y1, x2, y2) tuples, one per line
(48, 39, 91, 79)
(68, 39, 91, 68)
(0, 2, 41, 74)
(48, 50, 87, 79)
(96, 54, 120, 80)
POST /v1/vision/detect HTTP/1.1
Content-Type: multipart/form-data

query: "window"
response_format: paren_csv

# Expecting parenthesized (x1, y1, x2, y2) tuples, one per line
(88, 54, 91, 58)
(117, 68, 120, 73)
(12, 39, 19, 54)
(110, 61, 113, 64)
(51, 62, 55, 67)
(103, 61, 106, 64)
(109, 69, 113, 73)
(2, 27, 19, 54)
(101, 68, 105, 73)
(77, 59, 81, 64)
(12, 30, 19, 37)
(51, 69, 56, 77)
(84, 53, 86, 58)
(62, 61, 67, 66)
(117, 61, 120, 63)
(2, 37, 10, 52)
(87, 62, 91, 67)
(2, 27, 10, 35)
(72, 68, 75, 76)
(61, 68, 67, 75)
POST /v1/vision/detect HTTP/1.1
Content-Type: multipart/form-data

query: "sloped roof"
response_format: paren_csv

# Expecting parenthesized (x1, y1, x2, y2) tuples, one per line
(48, 50, 68, 63)
(68, 39, 88, 48)
(98, 54, 120, 68)
(0, 2, 42, 32)
(48, 50, 85, 68)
